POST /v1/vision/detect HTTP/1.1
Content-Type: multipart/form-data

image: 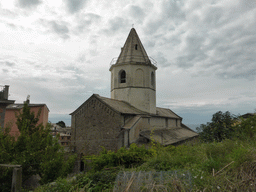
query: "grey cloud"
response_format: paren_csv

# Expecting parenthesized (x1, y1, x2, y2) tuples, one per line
(175, 55, 196, 68)
(51, 21, 69, 38)
(109, 17, 126, 32)
(161, 0, 185, 20)
(157, 1, 256, 80)
(204, 34, 256, 80)
(124, 5, 145, 24)
(76, 48, 99, 63)
(127, 5, 145, 18)
(89, 49, 99, 57)
(2, 69, 8, 73)
(5, 61, 16, 67)
(64, 0, 87, 14)
(173, 33, 208, 68)
(143, 20, 162, 34)
(6, 23, 17, 29)
(17, 0, 42, 8)
(225, 1, 256, 23)
(0, 60, 16, 68)
(89, 35, 100, 46)
(144, 40, 155, 48)
(144, 1, 256, 76)
(0, 8, 18, 18)
(75, 13, 101, 34)
(32, 77, 48, 82)
(144, 0, 185, 34)
(77, 53, 91, 64)
(218, 70, 256, 80)
(201, 6, 224, 27)
(153, 52, 169, 67)
(228, 96, 242, 101)
(101, 17, 128, 36)
(40, 19, 70, 39)
(216, 59, 256, 80)
(50, 21, 69, 38)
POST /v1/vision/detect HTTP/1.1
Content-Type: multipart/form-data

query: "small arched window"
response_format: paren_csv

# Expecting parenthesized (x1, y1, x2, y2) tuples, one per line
(151, 72, 155, 86)
(135, 44, 138, 50)
(120, 70, 126, 83)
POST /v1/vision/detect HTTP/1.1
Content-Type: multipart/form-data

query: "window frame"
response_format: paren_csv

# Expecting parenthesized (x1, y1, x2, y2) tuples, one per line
(119, 70, 126, 83)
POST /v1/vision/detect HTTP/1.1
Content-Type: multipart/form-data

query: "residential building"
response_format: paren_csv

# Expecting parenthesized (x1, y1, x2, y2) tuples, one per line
(0, 85, 15, 129)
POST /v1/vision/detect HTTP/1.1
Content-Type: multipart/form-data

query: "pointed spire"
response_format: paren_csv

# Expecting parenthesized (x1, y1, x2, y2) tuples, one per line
(115, 28, 151, 65)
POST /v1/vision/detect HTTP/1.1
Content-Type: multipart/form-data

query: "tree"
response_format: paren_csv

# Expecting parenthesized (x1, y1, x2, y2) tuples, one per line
(56, 120, 66, 128)
(233, 114, 256, 140)
(197, 111, 236, 142)
(0, 101, 76, 191)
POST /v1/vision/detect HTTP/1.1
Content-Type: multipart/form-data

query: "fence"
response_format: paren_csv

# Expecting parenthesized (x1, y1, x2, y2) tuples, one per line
(113, 170, 192, 191)
(0, 164, 22, 192)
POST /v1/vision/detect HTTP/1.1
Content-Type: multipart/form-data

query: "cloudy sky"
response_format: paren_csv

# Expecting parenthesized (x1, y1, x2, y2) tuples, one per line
(1, 0, 256, 128)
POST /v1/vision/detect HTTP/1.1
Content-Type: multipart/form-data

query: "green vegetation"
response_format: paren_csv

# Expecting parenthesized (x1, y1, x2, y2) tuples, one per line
(56, 120, 66, 128)
(88, 144, 154, 171)
(37, 138, 256, 191)
(8, 110, 256, 191)
(0, 102, 76, 191)
(37, 111, 256, 191)
(197, 111, 236, 142)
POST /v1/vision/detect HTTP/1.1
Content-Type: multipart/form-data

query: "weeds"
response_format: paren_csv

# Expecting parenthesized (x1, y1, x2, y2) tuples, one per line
(36, 116, 256, 191)
(35, 169, 118, 192)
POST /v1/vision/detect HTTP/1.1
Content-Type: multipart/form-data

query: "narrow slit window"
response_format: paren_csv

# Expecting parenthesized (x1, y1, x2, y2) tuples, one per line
(120, 70, 126, 83)
(151, 72, 155, 86)
(135, 44, 138, 50)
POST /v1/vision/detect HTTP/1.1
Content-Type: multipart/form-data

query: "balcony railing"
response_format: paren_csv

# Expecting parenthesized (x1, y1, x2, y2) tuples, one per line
(110, 56, 157, 68)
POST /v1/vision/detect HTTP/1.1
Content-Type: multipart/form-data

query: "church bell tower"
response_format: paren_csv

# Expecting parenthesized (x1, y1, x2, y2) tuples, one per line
(109, 28, 157, 114)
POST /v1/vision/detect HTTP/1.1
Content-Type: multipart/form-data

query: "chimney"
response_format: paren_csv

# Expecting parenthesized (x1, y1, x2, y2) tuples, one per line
(3, 85, 9, 100)
(25, 95, 30, 104)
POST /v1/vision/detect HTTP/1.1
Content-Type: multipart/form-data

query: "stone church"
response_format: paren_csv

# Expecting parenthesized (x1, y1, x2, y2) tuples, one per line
(70, 28, 198, 157)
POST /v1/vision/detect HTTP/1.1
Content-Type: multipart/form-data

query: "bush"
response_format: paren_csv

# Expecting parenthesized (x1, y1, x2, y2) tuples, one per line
(87, 144, 153, 171)
(233, 114, 256, 140)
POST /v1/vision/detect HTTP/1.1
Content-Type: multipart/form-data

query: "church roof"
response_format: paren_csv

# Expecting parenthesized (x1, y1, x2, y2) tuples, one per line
(110, 28, 157, 69)
(155, 107, 182, 119)
(140, 128, 198, 146)
(70, 94, 181, 119)
(97, 95, 181, 119)
(96, 95, 149, 115)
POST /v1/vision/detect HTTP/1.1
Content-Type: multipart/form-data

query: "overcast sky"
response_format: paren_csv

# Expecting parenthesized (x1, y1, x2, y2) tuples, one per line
(1, 0, 256, 127)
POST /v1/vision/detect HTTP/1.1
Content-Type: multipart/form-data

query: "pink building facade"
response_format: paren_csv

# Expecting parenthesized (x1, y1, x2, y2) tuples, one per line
(4, 103, 49, 137)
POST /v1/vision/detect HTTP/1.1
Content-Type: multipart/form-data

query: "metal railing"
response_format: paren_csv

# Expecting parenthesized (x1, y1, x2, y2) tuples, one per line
(110, 56, 157, 67)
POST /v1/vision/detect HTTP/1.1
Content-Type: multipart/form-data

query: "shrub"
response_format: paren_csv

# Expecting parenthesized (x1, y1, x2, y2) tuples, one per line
(36, 170, 118, 192)
(233, 114, 256, 140)
(87, 144, 153, 171)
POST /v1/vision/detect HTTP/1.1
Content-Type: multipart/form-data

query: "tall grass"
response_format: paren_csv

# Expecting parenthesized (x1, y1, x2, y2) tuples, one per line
(36, 138, 256, 191)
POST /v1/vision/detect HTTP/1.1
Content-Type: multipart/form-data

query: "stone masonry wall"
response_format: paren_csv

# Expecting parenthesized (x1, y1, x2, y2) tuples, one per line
(72, 96, 124, 156)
